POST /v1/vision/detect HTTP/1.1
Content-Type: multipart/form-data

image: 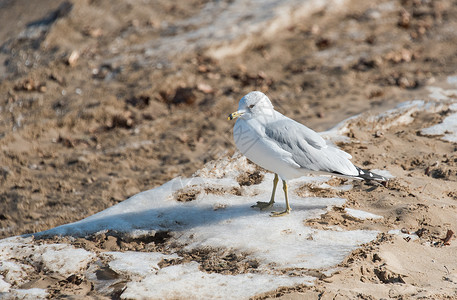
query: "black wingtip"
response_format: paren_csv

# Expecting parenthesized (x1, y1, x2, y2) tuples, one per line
(355, 167, 387, 182)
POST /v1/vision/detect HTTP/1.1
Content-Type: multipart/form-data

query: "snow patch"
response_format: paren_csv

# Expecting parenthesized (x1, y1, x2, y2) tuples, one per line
(0, 236, 95, 278)
(421, 103, 457, 143)
(0, 261, 34, 286)
(420, 86, 457, 142)
(0, 275, 11, 293)
(427, 86, 457, 101)
(388, 229, 418, 241)
(1, 288, 48, 300)
(104, 252, 179, 278)
(345, 208, 383, 220)
(322, 100, 445, 142)
(447, 75, 457, 85)
(421, 112, 457, 143)
(373, 100, 443, 130)
(121, 262, 312, 300)
(34, 173, 377, 271)
(15, 169, 379, 298)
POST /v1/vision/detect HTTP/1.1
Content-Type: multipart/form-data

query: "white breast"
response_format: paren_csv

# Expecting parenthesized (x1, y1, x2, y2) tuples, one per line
(233, 118, 304, 180)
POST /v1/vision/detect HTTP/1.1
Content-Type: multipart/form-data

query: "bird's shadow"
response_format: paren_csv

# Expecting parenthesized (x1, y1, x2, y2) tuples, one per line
(29, 197, 330, 240)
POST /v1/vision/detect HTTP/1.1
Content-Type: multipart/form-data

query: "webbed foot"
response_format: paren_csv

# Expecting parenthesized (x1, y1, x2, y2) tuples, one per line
(270, 208, 291, 217)
(251, 201, 274, 210)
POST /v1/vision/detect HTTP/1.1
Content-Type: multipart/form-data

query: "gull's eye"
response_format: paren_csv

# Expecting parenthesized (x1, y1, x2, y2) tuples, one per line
(248, 104, 255, 109)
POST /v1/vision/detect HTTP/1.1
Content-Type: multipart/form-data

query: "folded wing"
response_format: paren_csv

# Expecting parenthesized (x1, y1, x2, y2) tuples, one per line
(264, 116, 358, 176)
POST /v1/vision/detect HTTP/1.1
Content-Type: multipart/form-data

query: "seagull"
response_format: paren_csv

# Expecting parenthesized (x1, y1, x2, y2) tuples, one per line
(228, 91, 387, 217)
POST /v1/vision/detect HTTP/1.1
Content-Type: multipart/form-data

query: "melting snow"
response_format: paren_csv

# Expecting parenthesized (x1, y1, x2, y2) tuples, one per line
(0, 236, 95, 278)
(122, 262, 311, 300)
(0, 164, 380, 299)
(447, 75, 457, 85)
(420, 83, 457, 142)
(104, 252, 179, 278)
(0, 276, 10, 293)
(6, 288, 48, 300)
(388, 229, 419, 241)
(33, 172, 378, 272)
(345, 208, 383, 220)
(421, 103, 457, 143)
(427, 86, 457, 102)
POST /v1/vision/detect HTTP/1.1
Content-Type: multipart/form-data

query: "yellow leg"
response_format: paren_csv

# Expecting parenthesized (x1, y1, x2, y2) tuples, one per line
(270, 180, 291, 217)
(251, 174, 278, 210)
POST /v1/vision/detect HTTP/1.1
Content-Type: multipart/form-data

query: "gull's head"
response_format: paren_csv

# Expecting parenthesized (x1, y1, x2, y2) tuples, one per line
(228, 91, 274, 120)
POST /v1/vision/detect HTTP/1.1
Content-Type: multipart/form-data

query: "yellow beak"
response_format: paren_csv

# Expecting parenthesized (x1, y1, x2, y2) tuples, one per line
(228, 111, 244, 120)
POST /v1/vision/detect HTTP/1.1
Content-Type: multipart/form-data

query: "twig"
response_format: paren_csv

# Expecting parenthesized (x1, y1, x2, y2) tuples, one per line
(442, 229, 454, 246)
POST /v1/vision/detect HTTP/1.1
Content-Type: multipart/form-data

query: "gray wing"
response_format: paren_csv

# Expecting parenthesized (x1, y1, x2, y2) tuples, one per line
(264, 117, 358, 176)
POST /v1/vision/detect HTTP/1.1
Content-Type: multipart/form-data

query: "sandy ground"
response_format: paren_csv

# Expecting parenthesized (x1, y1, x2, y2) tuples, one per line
(1, 0, 457, 298)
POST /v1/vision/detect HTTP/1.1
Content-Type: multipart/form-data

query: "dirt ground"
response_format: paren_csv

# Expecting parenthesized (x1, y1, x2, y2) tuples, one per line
(1, 0, 457, 298)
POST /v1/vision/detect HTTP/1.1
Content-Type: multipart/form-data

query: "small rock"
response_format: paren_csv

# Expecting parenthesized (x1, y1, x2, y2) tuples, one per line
(103, 235, 120, 251)
(372, 253, 382, 262)
(198, 65, 208, 73)
(83, 27, 103, 38)
(398, 9, 411, 28)
(171, 87, 197, 105)
(374, 130, 383, 138)
(311, 24, 320, 35)
(110, 111, 135, 129)
(197, 83, 213, 94)
(315, 37, 331, 50)
(126, 95, 150, 108)
(374, 267, 405, 284)
(67, 50, 80, 67)
(130, 19, 140, 28)
(14, 79, 46, 92)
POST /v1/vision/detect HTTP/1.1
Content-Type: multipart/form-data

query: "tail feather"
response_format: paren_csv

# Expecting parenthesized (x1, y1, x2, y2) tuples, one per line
(355, 167, 387, 182)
